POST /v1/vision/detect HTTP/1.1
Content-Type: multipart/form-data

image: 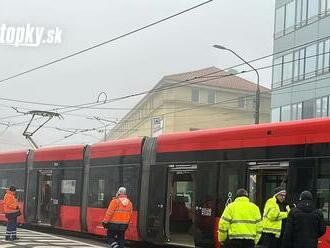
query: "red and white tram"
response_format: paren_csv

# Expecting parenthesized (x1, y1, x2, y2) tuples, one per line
(1, 118, 330, 247)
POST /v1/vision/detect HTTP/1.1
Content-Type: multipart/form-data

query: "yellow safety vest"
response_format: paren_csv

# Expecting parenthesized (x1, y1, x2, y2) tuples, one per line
(262, 196, 288, 238)
(218, 196, 262, 244)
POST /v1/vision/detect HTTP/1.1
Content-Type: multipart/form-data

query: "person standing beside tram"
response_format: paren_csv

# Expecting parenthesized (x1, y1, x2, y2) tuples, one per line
(102, 187, 133, 248)
(218, 188, 262, 248)
(259, 186, 290, 248)
(281, 191, 326, 248)
(3, 186, 21, 241)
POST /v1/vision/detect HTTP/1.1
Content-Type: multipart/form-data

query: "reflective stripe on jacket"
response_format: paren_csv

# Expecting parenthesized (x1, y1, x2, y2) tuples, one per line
(103, 195, 133, 224)
(262, 196, 287, 237)
(218, 196, 262, 244)
(4, 191, 18, 213)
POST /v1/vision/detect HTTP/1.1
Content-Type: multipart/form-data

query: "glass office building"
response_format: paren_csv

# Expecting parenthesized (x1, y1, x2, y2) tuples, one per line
(271, 0, 330, 122)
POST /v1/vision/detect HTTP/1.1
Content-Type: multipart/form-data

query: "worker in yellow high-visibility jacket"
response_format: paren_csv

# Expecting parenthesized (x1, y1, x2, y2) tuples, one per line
(259, 186, 290, 248)
(218, 188, 262, 248)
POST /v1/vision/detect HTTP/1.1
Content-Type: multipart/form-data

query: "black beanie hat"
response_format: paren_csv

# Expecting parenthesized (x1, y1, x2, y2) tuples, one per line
(299, 191, 313, 201)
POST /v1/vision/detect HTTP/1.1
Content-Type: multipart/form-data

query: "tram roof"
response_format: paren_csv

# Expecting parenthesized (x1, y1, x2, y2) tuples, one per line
(0, 150, 28, 164)
(90, 137, 143, 159)
(33, 145, 85, 161)
(156, 118, 330, 153)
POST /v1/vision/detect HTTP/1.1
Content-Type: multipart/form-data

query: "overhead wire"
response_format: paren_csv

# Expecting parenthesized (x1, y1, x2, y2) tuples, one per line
(0, 38, 329, 120)
(0, 0, 213, 85)
(0, 33, 329, 123)
(2, 53, 330, 129)
(1, 35, 330, 143)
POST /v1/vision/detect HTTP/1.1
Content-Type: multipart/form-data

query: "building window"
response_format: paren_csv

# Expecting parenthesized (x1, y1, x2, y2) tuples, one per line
(302, 99, 315, 119)
(285, 1, 296, 32)
(322, 96, 329, 116)
(296, 0, 302, 26)
(275, 0, 330, 38)
(208, 90, 216, 104)
(191, 88, 200, 103)
(316, 98, 322, 117)
(272, 57, 283, 88)
(275, 6, 285, 36)
(320, 0, 327, 15)
(283, 53, 293, 85)
(238, 97, 246, 108)
(295, 102, 303, 120)
(299, 48, 306, 80)
(295, 0, 308, 27)
(324, 40, 330, 73)
(293, 51, 300, 81)
(305, 44, 317, 78)
(318, 42, 325, 75)
(251, 97, 256, 110)
(275, 1, 295, 37)
(272, 107, 281, 122)
(308, 0, 319, 22)
(316, 96, 329, 117)
(281, 105, 291, 122)
(273, 39, 330, 89)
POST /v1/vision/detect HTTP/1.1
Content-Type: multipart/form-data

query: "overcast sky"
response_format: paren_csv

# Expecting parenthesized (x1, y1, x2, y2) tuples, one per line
(0, 0, 275, 149)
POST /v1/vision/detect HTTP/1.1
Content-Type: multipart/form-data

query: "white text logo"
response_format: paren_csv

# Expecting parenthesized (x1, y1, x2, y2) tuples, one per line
(0, 24, 62, 47)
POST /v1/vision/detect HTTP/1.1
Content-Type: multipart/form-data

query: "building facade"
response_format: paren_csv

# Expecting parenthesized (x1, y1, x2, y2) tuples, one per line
(271, 0, 330, 122)
(108, 67, 270, 140)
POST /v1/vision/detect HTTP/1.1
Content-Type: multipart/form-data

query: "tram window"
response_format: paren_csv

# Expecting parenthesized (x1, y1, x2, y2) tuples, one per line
(0, 178, 8, 199)
(219, 164, 245, 211)
(89, 166, 120, 208)
(317, 160, 330, 223)
(122, 165, 139, 207)
(291, 166, 314, 202)
(0, 170, 25, 201)
(61, 169, 82, 206)
(89, 176, 106, 208)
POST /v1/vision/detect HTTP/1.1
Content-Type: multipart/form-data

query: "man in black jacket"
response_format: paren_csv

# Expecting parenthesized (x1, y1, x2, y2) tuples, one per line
(282, 191, 326, 248)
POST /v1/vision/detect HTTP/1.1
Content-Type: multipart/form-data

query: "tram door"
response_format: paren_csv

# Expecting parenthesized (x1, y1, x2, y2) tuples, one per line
(248, 162, 288, 211)
(36, 170, 52, 224)
(166, 166, 195, 247)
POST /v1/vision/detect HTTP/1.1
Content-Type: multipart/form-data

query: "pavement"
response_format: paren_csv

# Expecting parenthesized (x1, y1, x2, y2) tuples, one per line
(0, 226, 108, 248)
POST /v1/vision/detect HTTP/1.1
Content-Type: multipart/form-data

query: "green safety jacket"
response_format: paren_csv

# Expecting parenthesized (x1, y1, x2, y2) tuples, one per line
(218, 196, 262, 244)
(262, 196, 288, 238)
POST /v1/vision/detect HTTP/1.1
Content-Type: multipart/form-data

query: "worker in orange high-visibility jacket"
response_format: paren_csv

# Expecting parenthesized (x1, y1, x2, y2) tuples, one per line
(102, 187, 133, 248)
(4, 186, 21, 241)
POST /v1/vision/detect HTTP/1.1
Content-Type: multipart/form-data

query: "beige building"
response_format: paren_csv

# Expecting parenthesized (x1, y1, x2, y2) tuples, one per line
(108, 67, 271, 140)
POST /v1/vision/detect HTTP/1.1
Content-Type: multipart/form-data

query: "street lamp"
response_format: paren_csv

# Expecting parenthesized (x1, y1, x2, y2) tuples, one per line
(213, 45, 260, 124)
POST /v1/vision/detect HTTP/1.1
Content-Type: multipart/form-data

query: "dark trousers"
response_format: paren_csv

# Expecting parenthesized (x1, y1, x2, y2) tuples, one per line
(258, 232, 280, 248)
(5, 217, 17, 240)
(106, 228, 126, 248)
(225, 239, 255, 248)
